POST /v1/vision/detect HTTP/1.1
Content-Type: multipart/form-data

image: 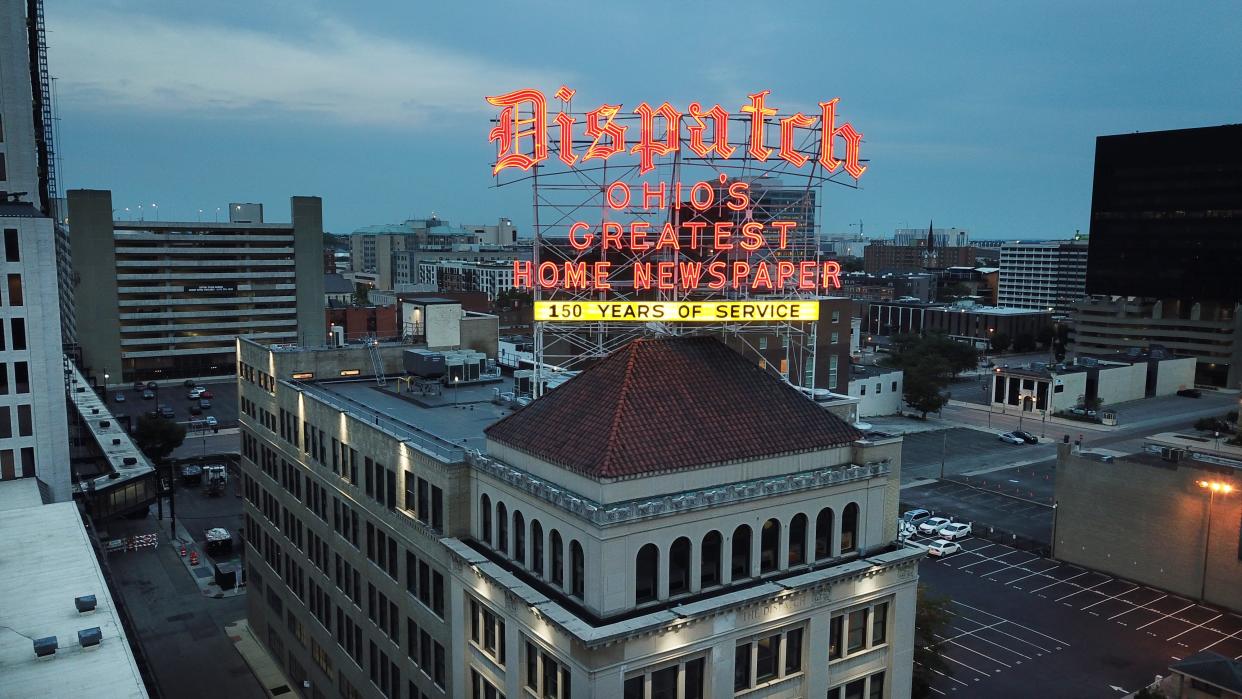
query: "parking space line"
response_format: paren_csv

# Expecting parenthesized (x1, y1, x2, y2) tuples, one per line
(951, 627, 1035, 661)
(978, 555, 1042, 579)
(940, 651, 994, 677)
(940, 620, 1005, 643)
(1110, 594, 1165, 621)
(1168, 614, 1222, 642)
(937, 635, 1013, 668)
(949, 600, 1070, 648)
(1030, 571, 1087, 594)
(957, 549, 1030, 570)
(1054, 578, 1112, 603)
(1199, 627, 1242, 653)
(1135, 603, 1196, 631)
(1005, 563, 1062, 586)
(1079, 584, 1141, 611)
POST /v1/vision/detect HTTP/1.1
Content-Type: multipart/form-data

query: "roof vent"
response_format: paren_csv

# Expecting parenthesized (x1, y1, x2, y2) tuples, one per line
(122, 457, 137, 466)
(33, 636, 57, 658)
(100, 420, 110, 428)
(91, 408, 100, 415)
(78, 627, 102, 648)
(112, 438, 121, 445)
(75, 594, 97, 613)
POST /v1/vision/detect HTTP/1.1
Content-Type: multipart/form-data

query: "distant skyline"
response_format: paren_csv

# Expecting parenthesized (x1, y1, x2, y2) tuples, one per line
(50, 1, 1242, 239)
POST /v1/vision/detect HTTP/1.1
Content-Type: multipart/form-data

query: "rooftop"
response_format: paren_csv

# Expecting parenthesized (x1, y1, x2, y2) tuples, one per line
(485, 336, 863, 479)
(324, 273, 354, 294)
(1169, 651, 1242, 694)
(0, 483, 148, 699)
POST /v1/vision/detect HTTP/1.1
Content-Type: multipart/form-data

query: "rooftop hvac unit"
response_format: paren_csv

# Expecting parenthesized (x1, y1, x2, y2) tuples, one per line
(75, 595, 97, 613)
(77, 627, 102, 648)
(91, 407, 99, 415)
(99, 420, 110, 428)
(33, 636, 57, 658)
(112, 438, 121, 445)
(122, 456, 137, 466)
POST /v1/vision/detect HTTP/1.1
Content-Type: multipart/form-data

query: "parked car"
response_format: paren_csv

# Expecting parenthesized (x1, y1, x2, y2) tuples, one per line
(926, 539, 961, 557)
(199, 399, 212, 410)
(113, 393, 126, 403)
(187, 387, 205, 399)
(205, 416, 218, 428)
(189, 405, 202, 416)
(918, 516, 952, 535)
(1177, 388, 1202, 398)
(133, 380, 144, 392)
(199, 389, 214, 400)
(1012, 430, 1039, 444)
(998, 432, 1025, 445)
(939, 522, 973, 540)
(183, 379, 197, 388)
(141, 389, 155, 400)
(901, 508, 932, 529)
(158, 406, 175, 419)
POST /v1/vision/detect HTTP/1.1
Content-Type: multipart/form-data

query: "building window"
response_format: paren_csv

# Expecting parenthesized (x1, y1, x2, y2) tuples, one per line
(841, 502, 860, 553)
(468, 597, 505, 666)
(831, 310, 841, 323)
(760, 519, 780, 574)
(3, 229, 17, 263)
(513, 510, 526, 565)
(731, 524, 752, 580)
(524, 638, 572, 699)
(481, 494, 492, 545)
(624, 656, 705, 699)
(827, 670, 885, 699)
(701, 531, 722, 588)
(787, 513, 807, 567)
(734, 625, 804, 692)
(531, 519, 544, 577)
(892, 381, 898, 392)
(635, 543, 659, 604)
(7, 274, 21, 306)
(831, 332, 839, 344)
(551, 530, 564, 587)
(860, 384, 867, 396)
(758, 337, 768, 350)
(668, 536, 691, 597)
(570, 540, 584, 600)
(11, 318, 24, 351)
(815, 507, 834, 560)
(830, 600, 892, 663)
(496, 502, 508, 555)
(875, 382, 881, 394)
(471, 669, 505, 699)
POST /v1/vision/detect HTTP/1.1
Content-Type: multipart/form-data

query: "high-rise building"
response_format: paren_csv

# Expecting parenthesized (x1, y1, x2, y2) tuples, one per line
(0, 0, 69, 500)
(237, 335, 919, 699)
(66, 190, 327, 384)
(998, 239, 1088, 314)
(1074, 125, 1242, 387)
(349, 217, 518, 291)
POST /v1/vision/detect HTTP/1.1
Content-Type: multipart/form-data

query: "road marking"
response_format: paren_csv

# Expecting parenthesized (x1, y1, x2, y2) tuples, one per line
(957, 550, 1030, 570)
(947, 625, 1035, 661)
(1054, 578, 1113, 603)
(1080, 584, 1141, 611)
(1110, 594, 1165, 621)
(1006, 563, 1063, 586)
(1198, 627, 1242, 653)
(1030, 571, 1087, 594)
(937, 635, 1013, 668)
(1135, 603, 1197, 631)
(948, 600, 1070, 648)
(976, 555, 1041, 579)
(941, 651, 994, 677)
(1167, 614, 1222, 642)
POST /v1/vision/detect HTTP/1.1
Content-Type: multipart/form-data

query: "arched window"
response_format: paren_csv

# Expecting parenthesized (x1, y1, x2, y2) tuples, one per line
(788, 513, 808, 567)
(760, 518, 780, 574)
(531, 519, 544, 577)
(635, 543, 659, 604)
(570, 540, 584, 600)
(551, 530, 564, 587)
(513, 510, 526, 565)
(815, 507, 834, 561)
(480, 494, 492, 545)
(701, 531, 722, 588)
(496, 502, 508, 555)
(841, 502, 860, 553)
(668, 537, 692, 596)
(731, 524, 752, 580)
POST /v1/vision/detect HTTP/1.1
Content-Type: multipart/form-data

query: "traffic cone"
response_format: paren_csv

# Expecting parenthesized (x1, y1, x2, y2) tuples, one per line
(190, 551, 199, 566)
(180, 545, 187, 557)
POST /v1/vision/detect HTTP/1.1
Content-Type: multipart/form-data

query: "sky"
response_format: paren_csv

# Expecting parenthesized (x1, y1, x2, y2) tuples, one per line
(48, 0, 1242, 239)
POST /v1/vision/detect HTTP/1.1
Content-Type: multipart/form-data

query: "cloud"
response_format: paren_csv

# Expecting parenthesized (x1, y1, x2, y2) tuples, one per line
(50, 10, 561, 128)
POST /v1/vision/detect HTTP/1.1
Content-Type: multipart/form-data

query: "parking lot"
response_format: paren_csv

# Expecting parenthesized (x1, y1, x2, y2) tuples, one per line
(900, 428, 1055, 483)
(916, 535, 1242, 696)
(902, 460, 1056, 544)
(108, 377, 239, 429)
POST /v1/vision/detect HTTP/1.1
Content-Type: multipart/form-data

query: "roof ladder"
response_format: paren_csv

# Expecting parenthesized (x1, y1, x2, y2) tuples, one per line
(367, 336, 387, 387)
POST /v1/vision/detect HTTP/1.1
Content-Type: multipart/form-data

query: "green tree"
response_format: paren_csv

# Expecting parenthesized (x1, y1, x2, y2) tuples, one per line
(133, 415, 186, 463)
(989, 332, 1011, 353)
(353, 283, 371, 306)
(1013, 333, 1037, 353)
(884, 333, 976, 378)
(841, 257, 865, 273)
(912, 585, 953, 698)
(903, 356, 951, 418)
(936, 282, 972, 303)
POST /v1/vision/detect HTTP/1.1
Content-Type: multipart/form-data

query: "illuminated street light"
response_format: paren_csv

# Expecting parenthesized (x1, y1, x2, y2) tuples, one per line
(1197, 478, 1234, 601)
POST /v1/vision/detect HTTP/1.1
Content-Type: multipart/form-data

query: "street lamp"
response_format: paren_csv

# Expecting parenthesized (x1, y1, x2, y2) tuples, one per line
(453, 376, 460, 408)
(1197, 479, 1234, 601)
(103, 372, 109, 403)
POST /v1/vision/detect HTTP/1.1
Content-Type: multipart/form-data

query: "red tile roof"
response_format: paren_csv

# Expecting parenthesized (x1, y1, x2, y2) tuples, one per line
(484, 336, 862, 479)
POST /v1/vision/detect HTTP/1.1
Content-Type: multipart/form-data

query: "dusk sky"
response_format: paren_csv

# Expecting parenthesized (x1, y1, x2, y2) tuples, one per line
(50, 0, 1242, 239)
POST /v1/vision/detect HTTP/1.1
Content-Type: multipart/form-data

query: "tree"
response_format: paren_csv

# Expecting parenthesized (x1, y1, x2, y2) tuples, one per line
(989, 332, 1011, 353)
(1013, 333, 1037, 353)
(912, 585, 953, 698)
(1035, 324, 1055, 349)
(903, 356, 951, 418)
(883, 333, 977, 378)
(133, 415, 186, 463)
(841, 257, 865, 273)
(353, 283, 371, 306)
(936, 282, 972, 303)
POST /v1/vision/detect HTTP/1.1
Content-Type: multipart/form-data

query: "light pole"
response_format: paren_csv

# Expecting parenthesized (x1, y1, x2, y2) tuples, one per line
(103, 372, 109, 403)
(1197, 479, 1233, 601)
(453, 376, 460, 408)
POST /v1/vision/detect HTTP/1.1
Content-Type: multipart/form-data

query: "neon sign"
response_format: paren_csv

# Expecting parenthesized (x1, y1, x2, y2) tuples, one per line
(488, 87, 867, 178)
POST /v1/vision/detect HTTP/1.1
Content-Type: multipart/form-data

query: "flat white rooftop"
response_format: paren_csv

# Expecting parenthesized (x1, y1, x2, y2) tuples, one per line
(0, 483, 148, 699)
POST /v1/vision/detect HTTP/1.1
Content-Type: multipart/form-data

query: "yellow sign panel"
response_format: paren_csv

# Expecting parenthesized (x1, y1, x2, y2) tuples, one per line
(534, 301, 820, 323)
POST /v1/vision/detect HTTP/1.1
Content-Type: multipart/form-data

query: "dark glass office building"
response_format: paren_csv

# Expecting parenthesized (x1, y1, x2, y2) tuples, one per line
(1086, 124, 1242, 301)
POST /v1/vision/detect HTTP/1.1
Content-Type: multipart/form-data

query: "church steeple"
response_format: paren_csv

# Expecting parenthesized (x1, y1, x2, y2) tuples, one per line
(926, 219, 935, 251)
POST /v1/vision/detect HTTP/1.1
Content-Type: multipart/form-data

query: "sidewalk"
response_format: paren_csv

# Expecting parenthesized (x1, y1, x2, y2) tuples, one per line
(946, 399, 1113, 432)
(227, 618, 299, 698)
(169, 515, 246, 600)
